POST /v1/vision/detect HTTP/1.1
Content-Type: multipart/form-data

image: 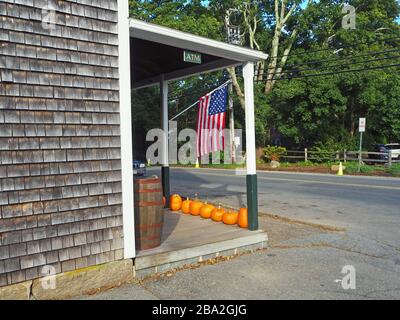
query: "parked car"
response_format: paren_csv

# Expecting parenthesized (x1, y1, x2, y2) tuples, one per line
(370, 143, 400, 162)
(386, 144, 400, 159)
(133, 160, 147, 176)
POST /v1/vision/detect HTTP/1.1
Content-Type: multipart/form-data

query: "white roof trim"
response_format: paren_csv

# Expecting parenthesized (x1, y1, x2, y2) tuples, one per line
(129, 18, 268, 63)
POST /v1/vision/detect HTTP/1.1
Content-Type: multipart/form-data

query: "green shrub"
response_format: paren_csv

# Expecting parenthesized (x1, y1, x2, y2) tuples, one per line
(309, 146, 337, 162)
(263, 146, 287, 162)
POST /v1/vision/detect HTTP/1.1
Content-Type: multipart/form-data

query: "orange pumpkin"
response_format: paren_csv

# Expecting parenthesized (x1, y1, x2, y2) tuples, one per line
(223, 211, 239, 225)
(190, 200, 204, 216)
(238, 208, 249, 228)
(181, 198, 192, 214)
(211, 206, 226, 222)
(200, 203, 215, 219)
(169, 194, 182, 211)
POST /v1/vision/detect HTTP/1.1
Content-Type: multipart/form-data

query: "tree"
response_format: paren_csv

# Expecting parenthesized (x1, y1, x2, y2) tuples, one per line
(129, 0, 400, 150)
(263, 0, 314, 94)
(268, 0, 400, 149)
(129, 0, 222, 39)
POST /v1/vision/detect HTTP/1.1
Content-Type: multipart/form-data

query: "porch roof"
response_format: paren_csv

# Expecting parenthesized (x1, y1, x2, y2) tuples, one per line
(129, 18, 268, 89)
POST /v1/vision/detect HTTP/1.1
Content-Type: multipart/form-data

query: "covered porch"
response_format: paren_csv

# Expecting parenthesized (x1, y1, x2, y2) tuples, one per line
(118, 15, 269, 263)
(135, 210, 267, 277)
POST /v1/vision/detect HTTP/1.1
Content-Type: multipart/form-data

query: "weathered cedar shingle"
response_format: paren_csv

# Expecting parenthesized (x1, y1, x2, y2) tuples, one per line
(0, 0, 122, 288)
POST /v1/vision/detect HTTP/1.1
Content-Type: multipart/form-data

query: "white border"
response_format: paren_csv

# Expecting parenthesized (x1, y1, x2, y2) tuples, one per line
(118, 0, 136, 259)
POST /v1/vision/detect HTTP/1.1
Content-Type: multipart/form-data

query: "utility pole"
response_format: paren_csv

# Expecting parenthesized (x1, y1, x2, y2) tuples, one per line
(225, 8, 242, 164)
(228, 83, 236, 163)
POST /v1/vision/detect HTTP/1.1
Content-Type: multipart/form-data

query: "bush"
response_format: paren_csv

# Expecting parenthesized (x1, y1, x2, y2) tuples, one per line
(263, 146, 287, 162)
(310, 146, 337, 163)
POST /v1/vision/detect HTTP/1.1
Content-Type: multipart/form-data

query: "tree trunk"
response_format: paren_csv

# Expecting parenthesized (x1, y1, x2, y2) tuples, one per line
(227, 67, 245, 109)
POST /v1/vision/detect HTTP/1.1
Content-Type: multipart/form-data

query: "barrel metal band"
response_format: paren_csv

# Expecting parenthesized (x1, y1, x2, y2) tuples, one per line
(135, 179, 161, 185)
(135, 189, 163, 194)
(135, 223, 163, 231)
(135, 201, 163, 207)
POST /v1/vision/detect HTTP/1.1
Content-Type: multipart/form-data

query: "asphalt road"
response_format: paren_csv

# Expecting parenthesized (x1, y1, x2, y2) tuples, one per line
(150, 168, 400, 243)
(85, 168, 400, 300)
(146, 167, 400, 298)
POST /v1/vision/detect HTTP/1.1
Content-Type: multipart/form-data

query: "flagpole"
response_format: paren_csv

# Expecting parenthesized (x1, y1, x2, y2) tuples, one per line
(169, 100, 199, 121)
(169, 80, 232, 122)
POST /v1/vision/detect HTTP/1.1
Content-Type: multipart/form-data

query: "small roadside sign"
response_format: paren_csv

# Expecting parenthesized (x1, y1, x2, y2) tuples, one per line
(359, 118, 366, 132)
(184, 51, 202, 64)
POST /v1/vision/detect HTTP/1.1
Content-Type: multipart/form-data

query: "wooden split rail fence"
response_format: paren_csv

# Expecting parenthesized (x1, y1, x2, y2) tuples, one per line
(281, 149, 400, 167)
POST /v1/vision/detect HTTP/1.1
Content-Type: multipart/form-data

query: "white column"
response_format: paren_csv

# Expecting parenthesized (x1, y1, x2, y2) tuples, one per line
(160, 76, 170, 207)
(243, 62, 256, 175)
(118, 0, 135, 259)
(160, 75, 169, 167)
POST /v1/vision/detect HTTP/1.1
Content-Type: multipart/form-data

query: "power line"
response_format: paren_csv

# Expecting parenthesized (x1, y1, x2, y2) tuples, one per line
(168, 36, 400, 100)
(267, 35, 400, 60)
(253, 62, 400, 82)
(170, 61, 400, 102)
(270, 48, 400, 71)
(257, 53, 400, 78)
(168, 38, 400, 101)
(259, 46, 400, 74)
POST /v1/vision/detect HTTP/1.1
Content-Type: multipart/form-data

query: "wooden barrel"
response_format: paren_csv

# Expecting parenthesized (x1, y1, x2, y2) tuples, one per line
(134, 176, 164, 251)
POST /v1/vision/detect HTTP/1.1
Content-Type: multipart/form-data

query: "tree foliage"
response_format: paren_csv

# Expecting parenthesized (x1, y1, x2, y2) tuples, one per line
(129, 0, 400, 152)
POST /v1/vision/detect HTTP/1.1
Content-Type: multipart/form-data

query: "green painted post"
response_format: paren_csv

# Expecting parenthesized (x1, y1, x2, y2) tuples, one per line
(243, 61, 259, 231)
(247, 174, 258, 231)
(162, 166, 170, 208)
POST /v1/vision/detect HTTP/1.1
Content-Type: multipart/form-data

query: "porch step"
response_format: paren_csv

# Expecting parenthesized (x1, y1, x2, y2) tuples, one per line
(134, 231, 268, 278)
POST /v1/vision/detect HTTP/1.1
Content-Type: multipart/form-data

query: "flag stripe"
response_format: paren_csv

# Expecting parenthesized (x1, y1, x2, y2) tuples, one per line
(196, 84, 228, 158)
(205, 95, 211, 155)
(196, 99, 203, 158)
(200, 96, 207, 157)
(206, 97, 212, 154)
(215, 113, 220, 152)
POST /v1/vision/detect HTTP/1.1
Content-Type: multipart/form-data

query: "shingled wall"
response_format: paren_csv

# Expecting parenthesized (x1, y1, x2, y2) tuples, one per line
(0, 0, 124, 287)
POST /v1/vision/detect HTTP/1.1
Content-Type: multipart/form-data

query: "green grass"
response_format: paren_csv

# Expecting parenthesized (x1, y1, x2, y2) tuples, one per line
(279, 161, 323, 168)
(172, 162, 245, 169)
(173, 160, 400, 177)
(262, 160, 400, 177)
(343, 162, 386, 174)
(388, 163, 400, 176)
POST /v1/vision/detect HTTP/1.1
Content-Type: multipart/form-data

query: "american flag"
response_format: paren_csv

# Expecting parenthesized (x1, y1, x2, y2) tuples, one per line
(196, 84, 228, 158)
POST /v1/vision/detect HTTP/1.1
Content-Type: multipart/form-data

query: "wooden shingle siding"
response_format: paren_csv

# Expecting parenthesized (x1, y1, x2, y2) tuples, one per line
(0, 0, 123, 287)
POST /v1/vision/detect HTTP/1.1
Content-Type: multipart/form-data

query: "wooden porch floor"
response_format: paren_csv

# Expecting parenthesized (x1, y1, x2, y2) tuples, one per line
(134, 210, 268, 276)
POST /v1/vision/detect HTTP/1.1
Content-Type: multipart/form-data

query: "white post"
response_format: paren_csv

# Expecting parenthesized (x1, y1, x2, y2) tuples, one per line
(243, 62, 256, 175)
(160, 75, 170, 207)
(243, 62, 258, 231)
(118, 0, 135, 259)
(160, 75, 169, 167)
